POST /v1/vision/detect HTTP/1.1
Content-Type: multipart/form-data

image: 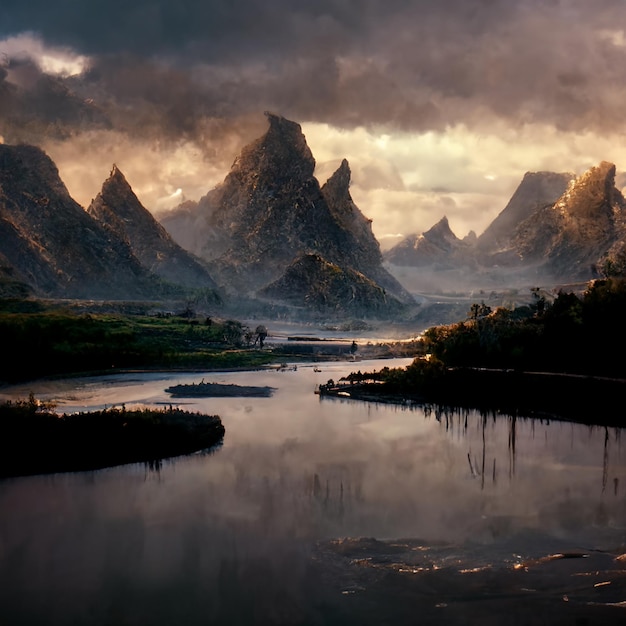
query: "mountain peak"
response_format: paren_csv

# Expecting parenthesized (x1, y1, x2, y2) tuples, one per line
(554, 161, 618, 220)
(431, 215, 450, 230)
(89, 168, 218, 290)
(426, 216, 459, 243)
(230, 112, 315, 184)
(322, 159, 352, 203)
(264, 111, 300, 134)
(0, 142, 157, 298)
(384, 215, 468, 268)
(477, 170, 574, 252)
(103, 163, 132, 194)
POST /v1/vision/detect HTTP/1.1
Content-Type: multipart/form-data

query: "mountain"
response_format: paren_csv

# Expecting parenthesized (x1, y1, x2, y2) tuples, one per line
(0, 144, 160, 299)
(88, 166, 218, 290)
(384, 216, 474, 268)
(161, 112, 411, 307)
(511, 161, 626, 279)
(259, 253, 403, 315)
(383, 163, 626, 288)
(476, 171, 574, 255)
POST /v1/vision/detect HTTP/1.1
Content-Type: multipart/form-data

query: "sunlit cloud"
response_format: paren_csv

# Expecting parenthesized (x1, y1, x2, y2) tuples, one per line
(3, 1, 626, 247)
(0, 32, 89, 76)
(302, 121, 626, 240)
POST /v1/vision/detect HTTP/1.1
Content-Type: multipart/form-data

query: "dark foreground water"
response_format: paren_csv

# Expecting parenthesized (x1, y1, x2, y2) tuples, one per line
(1, 358, 625, 625)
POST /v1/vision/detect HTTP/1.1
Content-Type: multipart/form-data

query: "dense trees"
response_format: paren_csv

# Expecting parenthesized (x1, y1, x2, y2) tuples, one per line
(421, 278, 626, 377)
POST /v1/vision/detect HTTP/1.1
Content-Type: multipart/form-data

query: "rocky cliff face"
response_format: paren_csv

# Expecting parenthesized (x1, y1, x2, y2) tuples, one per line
(511, 161, 626, 279)
(477, 171, 574, 254)
(163, 112, 411, 306)
(88, 166, 218, 290)
(0, 144, 159, 299)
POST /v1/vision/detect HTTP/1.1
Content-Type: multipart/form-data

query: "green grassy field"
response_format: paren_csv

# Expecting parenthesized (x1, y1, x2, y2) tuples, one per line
(0, 305, 276, 382)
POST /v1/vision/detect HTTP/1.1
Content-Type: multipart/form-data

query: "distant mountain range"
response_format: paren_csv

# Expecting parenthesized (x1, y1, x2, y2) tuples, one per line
(3, 113, 626, 313)
(384, 161, 626, 287)
(0, 115, 410, 314)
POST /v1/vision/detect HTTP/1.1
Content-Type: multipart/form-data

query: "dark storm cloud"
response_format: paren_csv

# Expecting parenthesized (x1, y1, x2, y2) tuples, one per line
(0, 56, 110, 143)
(2, 0, 626, 141)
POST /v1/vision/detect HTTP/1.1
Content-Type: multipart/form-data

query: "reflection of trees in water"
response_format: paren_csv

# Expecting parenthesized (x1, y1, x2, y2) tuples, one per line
(425, 404, 625, 496)
(425, 405, 519, 490)
(602, 426, 622, 496)
(310, 462, 366, 524)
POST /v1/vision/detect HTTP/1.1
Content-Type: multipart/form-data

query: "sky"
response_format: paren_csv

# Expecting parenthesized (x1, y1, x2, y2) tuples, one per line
(2, 0, 626, 248)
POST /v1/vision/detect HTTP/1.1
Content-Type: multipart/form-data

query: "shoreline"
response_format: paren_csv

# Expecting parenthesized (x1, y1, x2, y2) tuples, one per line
(318, 368, 626, 428)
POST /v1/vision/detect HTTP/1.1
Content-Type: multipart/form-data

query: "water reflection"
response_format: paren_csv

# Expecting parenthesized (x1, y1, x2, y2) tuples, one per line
(1, 359, 625, 624)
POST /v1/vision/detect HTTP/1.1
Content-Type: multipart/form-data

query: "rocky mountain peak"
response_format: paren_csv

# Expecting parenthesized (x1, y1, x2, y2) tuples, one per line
(321, 158, 378, 254)
(508, 161, 626, 279)
(0, 143, 160, 298)
(88, 165, 218, 290)
(477, 170, 573, 253)
(107, 163, 126, 184)
(258, 253, 403, 315)
(383, 215, 471, 269)
(97, 164, 136, 205)
(231, 111, 315, 185)
(0, 143, 71, 200)
(427, 216, 458, 243)
(554, 161, 621, 220)
(323, 158, 351, 198)
(162, 113, 410, 305)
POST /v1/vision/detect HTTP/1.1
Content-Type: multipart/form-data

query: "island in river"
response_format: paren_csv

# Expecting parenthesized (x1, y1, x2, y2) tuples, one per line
(165, 381, 275, 397)
(0, 397, 225, 479)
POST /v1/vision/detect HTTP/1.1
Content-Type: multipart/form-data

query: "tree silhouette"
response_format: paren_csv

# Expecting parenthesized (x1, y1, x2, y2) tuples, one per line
(254, 325, 268, 348)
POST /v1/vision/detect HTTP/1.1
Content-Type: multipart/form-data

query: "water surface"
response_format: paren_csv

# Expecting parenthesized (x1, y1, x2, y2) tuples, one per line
(1, 359, 625, 624)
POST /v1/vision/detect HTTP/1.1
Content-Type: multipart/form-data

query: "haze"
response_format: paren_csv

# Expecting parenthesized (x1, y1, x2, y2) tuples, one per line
(2, 1, 626, 247)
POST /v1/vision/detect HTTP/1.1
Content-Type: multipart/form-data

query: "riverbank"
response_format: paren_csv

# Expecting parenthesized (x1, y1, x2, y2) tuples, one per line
(319, 367, 626, 427)
(0, 399, 225, 479)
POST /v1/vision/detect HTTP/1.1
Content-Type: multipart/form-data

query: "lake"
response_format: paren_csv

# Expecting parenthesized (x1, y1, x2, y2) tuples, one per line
(1, 357, 625, 625)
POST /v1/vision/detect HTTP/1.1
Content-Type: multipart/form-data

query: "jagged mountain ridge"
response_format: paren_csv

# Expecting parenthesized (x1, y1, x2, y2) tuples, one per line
(384, 162, 626, 285)
(0, 144, 161, 299)
(88, 166, 218, 290)
(384, 216, 475, 269)
(162, 113, 411, 306)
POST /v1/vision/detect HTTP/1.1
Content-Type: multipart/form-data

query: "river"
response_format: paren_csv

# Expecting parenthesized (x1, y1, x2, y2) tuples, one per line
(1, 358, 625, 624)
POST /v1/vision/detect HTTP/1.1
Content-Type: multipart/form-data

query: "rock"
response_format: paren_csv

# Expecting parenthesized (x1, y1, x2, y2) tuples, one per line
(512, 162, 626, 279)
